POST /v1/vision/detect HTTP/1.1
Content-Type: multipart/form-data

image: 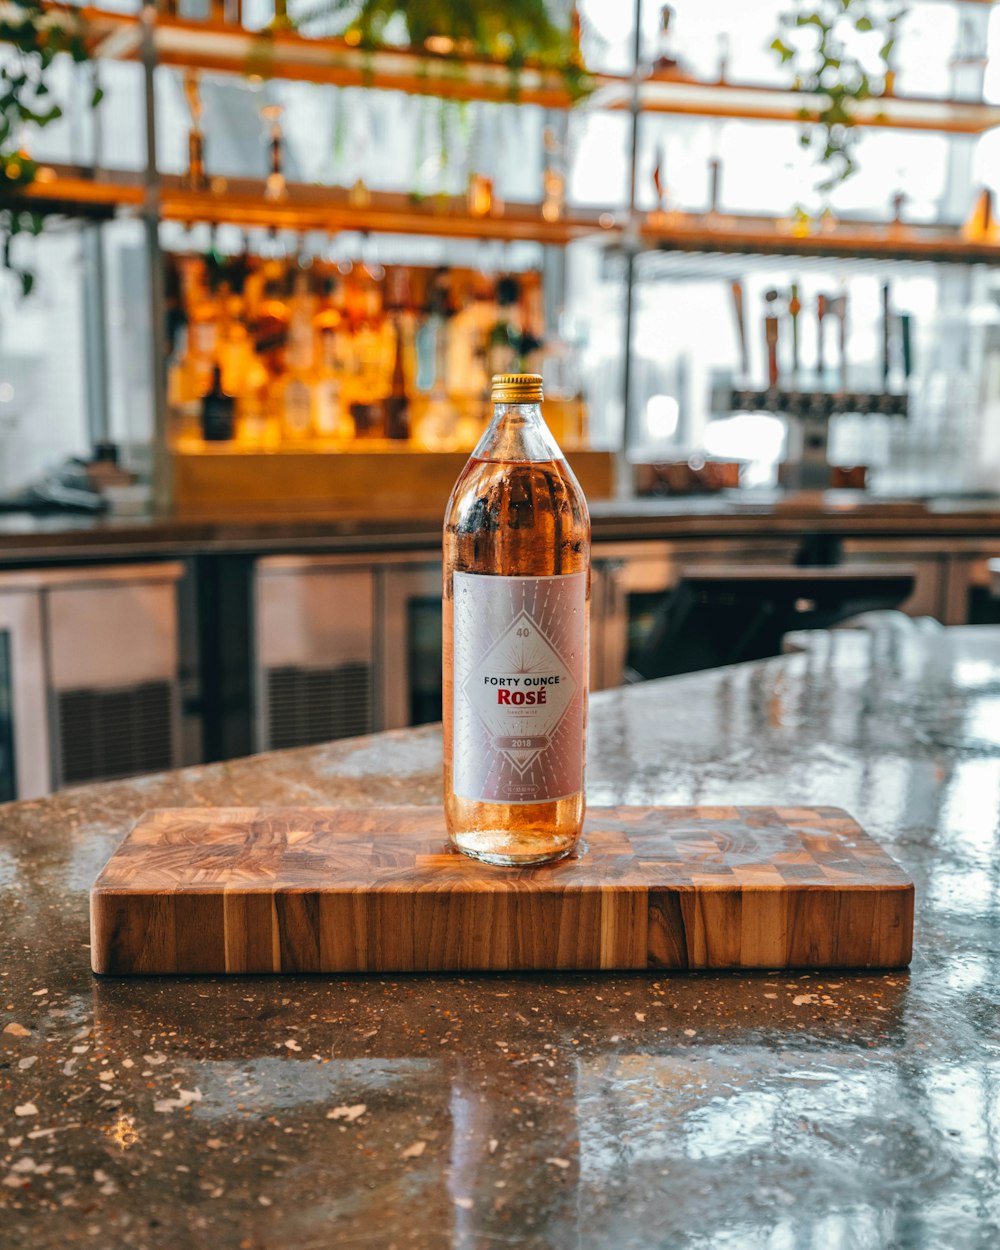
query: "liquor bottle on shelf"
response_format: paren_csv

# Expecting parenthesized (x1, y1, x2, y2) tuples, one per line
(414, 278, 458, 450)
(201, 364, 235, 441)
(312, 327, 353, 441)
(488, 275, 524, 377)
(182, 70, 208, 192)
(280, 365, 313, 441)
(254, 273, 291, 362)
(312, 272, 342, 344)
(652, 4, 681, 73)
(237, 382, 271, 448)
(385, 314, 411, 440)
(286, 267, 317, 373)
(167, 325, 203, 445)
(542, 126, 566, 224)
(182, 274, 220, 404)
(261, 103, 288, 202)
(442, 372, 591, 865)
(467, 172, 494, 218)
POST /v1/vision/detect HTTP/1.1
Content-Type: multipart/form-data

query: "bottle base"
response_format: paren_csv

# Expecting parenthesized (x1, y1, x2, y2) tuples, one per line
(450, 830, 579, 867)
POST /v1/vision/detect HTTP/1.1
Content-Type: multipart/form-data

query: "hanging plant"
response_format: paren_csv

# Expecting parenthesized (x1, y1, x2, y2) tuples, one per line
(770, 1, 905, 194)
(0, 1, 103, 294)
(290, 0, 592, 101)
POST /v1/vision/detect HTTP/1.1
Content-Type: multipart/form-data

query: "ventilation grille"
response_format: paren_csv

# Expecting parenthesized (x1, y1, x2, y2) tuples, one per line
(57, 681, 175, 786)
(266, 663, 373, 750)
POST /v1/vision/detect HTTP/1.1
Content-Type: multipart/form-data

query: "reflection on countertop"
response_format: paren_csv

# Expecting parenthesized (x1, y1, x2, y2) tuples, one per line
(1, 626, 999, 1247)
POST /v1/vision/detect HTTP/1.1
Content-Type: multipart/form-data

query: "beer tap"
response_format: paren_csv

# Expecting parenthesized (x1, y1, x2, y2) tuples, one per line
(730, 279, 748, 380)
(652, 147, 666, 216)
(764, 289, 780, 390)
(816, 293, 827, 384)
(788, 283, 801, 384)
(900, 312, 913, 383)
(830, 292, 848, 390)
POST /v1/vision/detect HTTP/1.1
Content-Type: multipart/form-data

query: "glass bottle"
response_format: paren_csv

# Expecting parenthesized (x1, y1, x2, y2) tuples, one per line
(201, 364, 235, 442)
(442, 372, 590, 866)
(312, 327, 353, 442)
(385, 314, 410, 440)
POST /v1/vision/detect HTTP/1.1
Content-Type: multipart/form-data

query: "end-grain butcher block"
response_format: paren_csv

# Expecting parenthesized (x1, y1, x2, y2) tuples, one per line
(90, 805, 913, 975)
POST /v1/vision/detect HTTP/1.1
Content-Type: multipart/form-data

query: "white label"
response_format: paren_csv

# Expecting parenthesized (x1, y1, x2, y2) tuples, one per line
(452, 571, 586, 804)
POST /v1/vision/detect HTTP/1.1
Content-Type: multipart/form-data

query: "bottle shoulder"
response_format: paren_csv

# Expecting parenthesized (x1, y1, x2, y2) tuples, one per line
(444, 455, 591, 530)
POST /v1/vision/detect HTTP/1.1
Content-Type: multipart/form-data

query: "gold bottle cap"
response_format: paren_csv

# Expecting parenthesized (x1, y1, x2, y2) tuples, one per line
(491, 373, 543, 404)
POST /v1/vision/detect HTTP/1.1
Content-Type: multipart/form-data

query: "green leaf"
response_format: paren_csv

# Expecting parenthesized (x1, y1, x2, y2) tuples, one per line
(770, 37, 794, 63)
(90, 85, 104, 108)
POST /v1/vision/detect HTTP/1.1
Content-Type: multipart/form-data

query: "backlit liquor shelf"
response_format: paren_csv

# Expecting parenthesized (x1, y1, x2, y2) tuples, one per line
(76, 6, 1000, 136)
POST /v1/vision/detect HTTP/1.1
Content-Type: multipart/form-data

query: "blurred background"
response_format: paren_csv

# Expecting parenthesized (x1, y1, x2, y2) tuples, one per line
(6, 0, 1000, 799)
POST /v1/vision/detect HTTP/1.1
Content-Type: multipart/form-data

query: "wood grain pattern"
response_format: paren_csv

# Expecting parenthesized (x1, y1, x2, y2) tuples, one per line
(90, 805, 914, 975)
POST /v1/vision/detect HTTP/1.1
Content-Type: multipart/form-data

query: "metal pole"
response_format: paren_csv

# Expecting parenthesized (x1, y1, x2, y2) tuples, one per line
(618, 0, 644, 496)
(141, 1, 172, 514)
(81, 225, 111, 450)
(81, 62, 111, 452)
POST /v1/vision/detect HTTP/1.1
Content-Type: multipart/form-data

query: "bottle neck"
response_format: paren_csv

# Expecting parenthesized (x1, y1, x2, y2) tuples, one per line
(472, 400, 563, 463)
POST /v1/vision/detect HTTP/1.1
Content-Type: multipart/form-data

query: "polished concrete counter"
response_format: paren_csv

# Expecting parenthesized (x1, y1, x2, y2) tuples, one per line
(2, 626, 1000, 1247)
(6, 493, 1000, 565)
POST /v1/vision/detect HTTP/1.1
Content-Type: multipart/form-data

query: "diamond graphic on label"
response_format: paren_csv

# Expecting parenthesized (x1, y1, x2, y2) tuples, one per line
(462, 609, 577, 774)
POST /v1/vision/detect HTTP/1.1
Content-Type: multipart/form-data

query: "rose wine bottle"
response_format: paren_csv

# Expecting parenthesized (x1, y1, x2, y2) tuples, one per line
(443, 373, 590, 865)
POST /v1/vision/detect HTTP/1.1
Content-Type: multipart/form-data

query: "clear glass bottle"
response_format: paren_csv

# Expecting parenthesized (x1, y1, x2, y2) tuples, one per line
(442, 372, 590, 866)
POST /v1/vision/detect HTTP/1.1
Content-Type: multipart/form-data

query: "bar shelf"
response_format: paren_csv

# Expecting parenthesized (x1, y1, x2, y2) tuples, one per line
(637, 210, 1000, 265)
(18, 166, 621, 244)
(157, 179, 619, 243)
(20, 170, 1000, 266)
(77, 7, 1000, 135)
(591, 75, 1000, 135)
(77, 7, 604, 107)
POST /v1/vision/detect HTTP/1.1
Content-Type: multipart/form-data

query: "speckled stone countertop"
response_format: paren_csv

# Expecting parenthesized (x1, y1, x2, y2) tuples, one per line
(2, 626, 999, 1249)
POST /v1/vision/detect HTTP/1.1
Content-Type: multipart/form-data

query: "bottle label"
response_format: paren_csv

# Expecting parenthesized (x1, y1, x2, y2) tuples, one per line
(452, 571, 586, 805)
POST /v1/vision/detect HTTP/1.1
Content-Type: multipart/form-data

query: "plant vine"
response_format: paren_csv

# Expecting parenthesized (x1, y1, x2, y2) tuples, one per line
(288, 0, 592, 101)
(771, 0, 906, 193)
(0, 1, 102, 294)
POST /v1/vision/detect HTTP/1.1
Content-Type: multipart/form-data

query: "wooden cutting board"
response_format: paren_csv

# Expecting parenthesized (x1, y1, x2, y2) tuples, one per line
(90, 805, 913, 975)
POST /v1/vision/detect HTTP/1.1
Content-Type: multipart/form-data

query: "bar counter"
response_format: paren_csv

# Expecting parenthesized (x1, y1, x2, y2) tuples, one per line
(2, 626, 999, 1247)
(5, 493, 1000, 564)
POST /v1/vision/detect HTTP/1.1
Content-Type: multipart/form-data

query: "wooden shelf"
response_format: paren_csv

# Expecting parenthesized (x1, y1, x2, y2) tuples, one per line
(591, 76, 1000, 135)
(17, 166, 143, 219)
(58, 8, 1000, 134)
(19, 168, 1000, 263)
(638, 210, 1000, 265)
(77, 7, 600, 107)
(158, 178, 619, 243)
(16, 166, 620, 244)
